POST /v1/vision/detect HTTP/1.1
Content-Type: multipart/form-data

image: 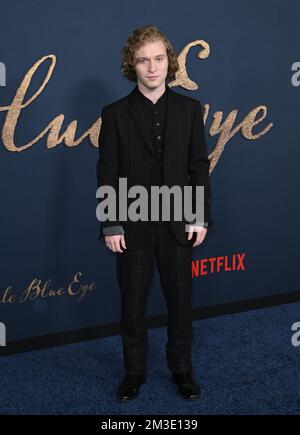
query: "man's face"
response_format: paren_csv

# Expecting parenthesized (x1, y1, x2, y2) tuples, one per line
(134, 39, 169, 90)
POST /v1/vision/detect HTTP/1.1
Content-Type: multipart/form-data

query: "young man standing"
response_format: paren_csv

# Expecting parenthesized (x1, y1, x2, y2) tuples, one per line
(97, 26, 213, 401)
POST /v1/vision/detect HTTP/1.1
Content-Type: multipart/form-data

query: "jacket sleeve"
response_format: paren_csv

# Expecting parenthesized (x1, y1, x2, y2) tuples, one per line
(96, 106, 124, 240)
(187, 100, 214, 229)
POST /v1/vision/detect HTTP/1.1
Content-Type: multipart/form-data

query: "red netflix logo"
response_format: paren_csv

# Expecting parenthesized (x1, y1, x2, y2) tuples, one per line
(192, 253, 246, 278)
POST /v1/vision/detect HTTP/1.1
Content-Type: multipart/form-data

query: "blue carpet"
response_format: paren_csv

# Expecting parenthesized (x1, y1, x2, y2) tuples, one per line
(1, 301, 300, 415)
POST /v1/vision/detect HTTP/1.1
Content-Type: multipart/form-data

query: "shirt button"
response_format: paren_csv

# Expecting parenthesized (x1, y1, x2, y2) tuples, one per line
(154, 110, 159, 115)
(156, 122, 160, 126)
(158, 148, 162, 152)
(157, 136, 161, 140)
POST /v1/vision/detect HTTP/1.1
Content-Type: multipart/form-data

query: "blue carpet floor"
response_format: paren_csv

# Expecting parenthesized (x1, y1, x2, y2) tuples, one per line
(1, 301, 300, 415)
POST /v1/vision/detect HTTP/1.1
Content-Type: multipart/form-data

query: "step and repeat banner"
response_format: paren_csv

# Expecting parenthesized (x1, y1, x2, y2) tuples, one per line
(0, 0, 299, 344)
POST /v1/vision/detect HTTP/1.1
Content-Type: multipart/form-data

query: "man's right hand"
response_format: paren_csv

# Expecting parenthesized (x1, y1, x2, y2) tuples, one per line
(105, 235, 127, 253)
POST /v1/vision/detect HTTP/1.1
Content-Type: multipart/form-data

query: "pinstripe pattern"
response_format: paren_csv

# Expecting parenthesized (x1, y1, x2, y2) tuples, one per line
(117, 221, 194, 375)
(97, 83, 212, 376)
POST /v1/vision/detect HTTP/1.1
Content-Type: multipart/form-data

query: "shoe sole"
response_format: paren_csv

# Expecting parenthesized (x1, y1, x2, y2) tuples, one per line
(172, 377, 201, 400)
(117, 379, 145, 401)
(118, 392, 139, 401)
(179, 392, 201, 400)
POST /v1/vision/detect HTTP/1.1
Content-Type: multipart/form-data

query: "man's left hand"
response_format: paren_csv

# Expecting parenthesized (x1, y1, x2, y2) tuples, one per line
(187, 225, 207, 247)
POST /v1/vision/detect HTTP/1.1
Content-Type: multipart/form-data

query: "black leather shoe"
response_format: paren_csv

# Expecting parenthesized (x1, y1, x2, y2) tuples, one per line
(117, 374, 146, 401)
(171, 372, 201, 400)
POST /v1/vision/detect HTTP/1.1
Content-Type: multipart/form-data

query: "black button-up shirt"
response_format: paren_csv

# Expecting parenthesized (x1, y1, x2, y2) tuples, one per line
(135, 84, 169, 221)
(136, 84, 168, 173)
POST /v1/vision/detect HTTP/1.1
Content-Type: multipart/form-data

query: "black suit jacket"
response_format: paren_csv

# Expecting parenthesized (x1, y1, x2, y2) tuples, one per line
(96, 84, 213, 251)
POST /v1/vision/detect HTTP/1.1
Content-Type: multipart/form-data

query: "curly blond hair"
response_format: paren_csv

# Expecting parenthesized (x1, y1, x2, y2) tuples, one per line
(121, 25, 179, 83)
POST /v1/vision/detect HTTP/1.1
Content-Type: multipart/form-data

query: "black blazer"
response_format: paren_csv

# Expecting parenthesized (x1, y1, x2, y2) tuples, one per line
(96, 84, 213, 251)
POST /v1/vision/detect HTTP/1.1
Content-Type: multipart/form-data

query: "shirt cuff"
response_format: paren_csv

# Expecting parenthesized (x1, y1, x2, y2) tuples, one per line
(185, 221, 209, 232)
(102, 225, 125, 236)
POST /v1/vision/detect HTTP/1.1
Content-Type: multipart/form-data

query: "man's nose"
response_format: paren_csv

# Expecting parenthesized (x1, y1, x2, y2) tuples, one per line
(148, 60, 157, 71)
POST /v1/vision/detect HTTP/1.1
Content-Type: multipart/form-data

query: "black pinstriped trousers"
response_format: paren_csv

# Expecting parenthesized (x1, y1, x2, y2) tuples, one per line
(116, 221, 194, 376)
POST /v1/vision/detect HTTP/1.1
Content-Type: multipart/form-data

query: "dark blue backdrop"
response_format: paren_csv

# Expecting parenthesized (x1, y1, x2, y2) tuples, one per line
(0, 0, 299, 342)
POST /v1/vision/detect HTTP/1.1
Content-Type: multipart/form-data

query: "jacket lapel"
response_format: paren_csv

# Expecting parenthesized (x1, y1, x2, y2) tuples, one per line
(126, 84, 180, 158)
